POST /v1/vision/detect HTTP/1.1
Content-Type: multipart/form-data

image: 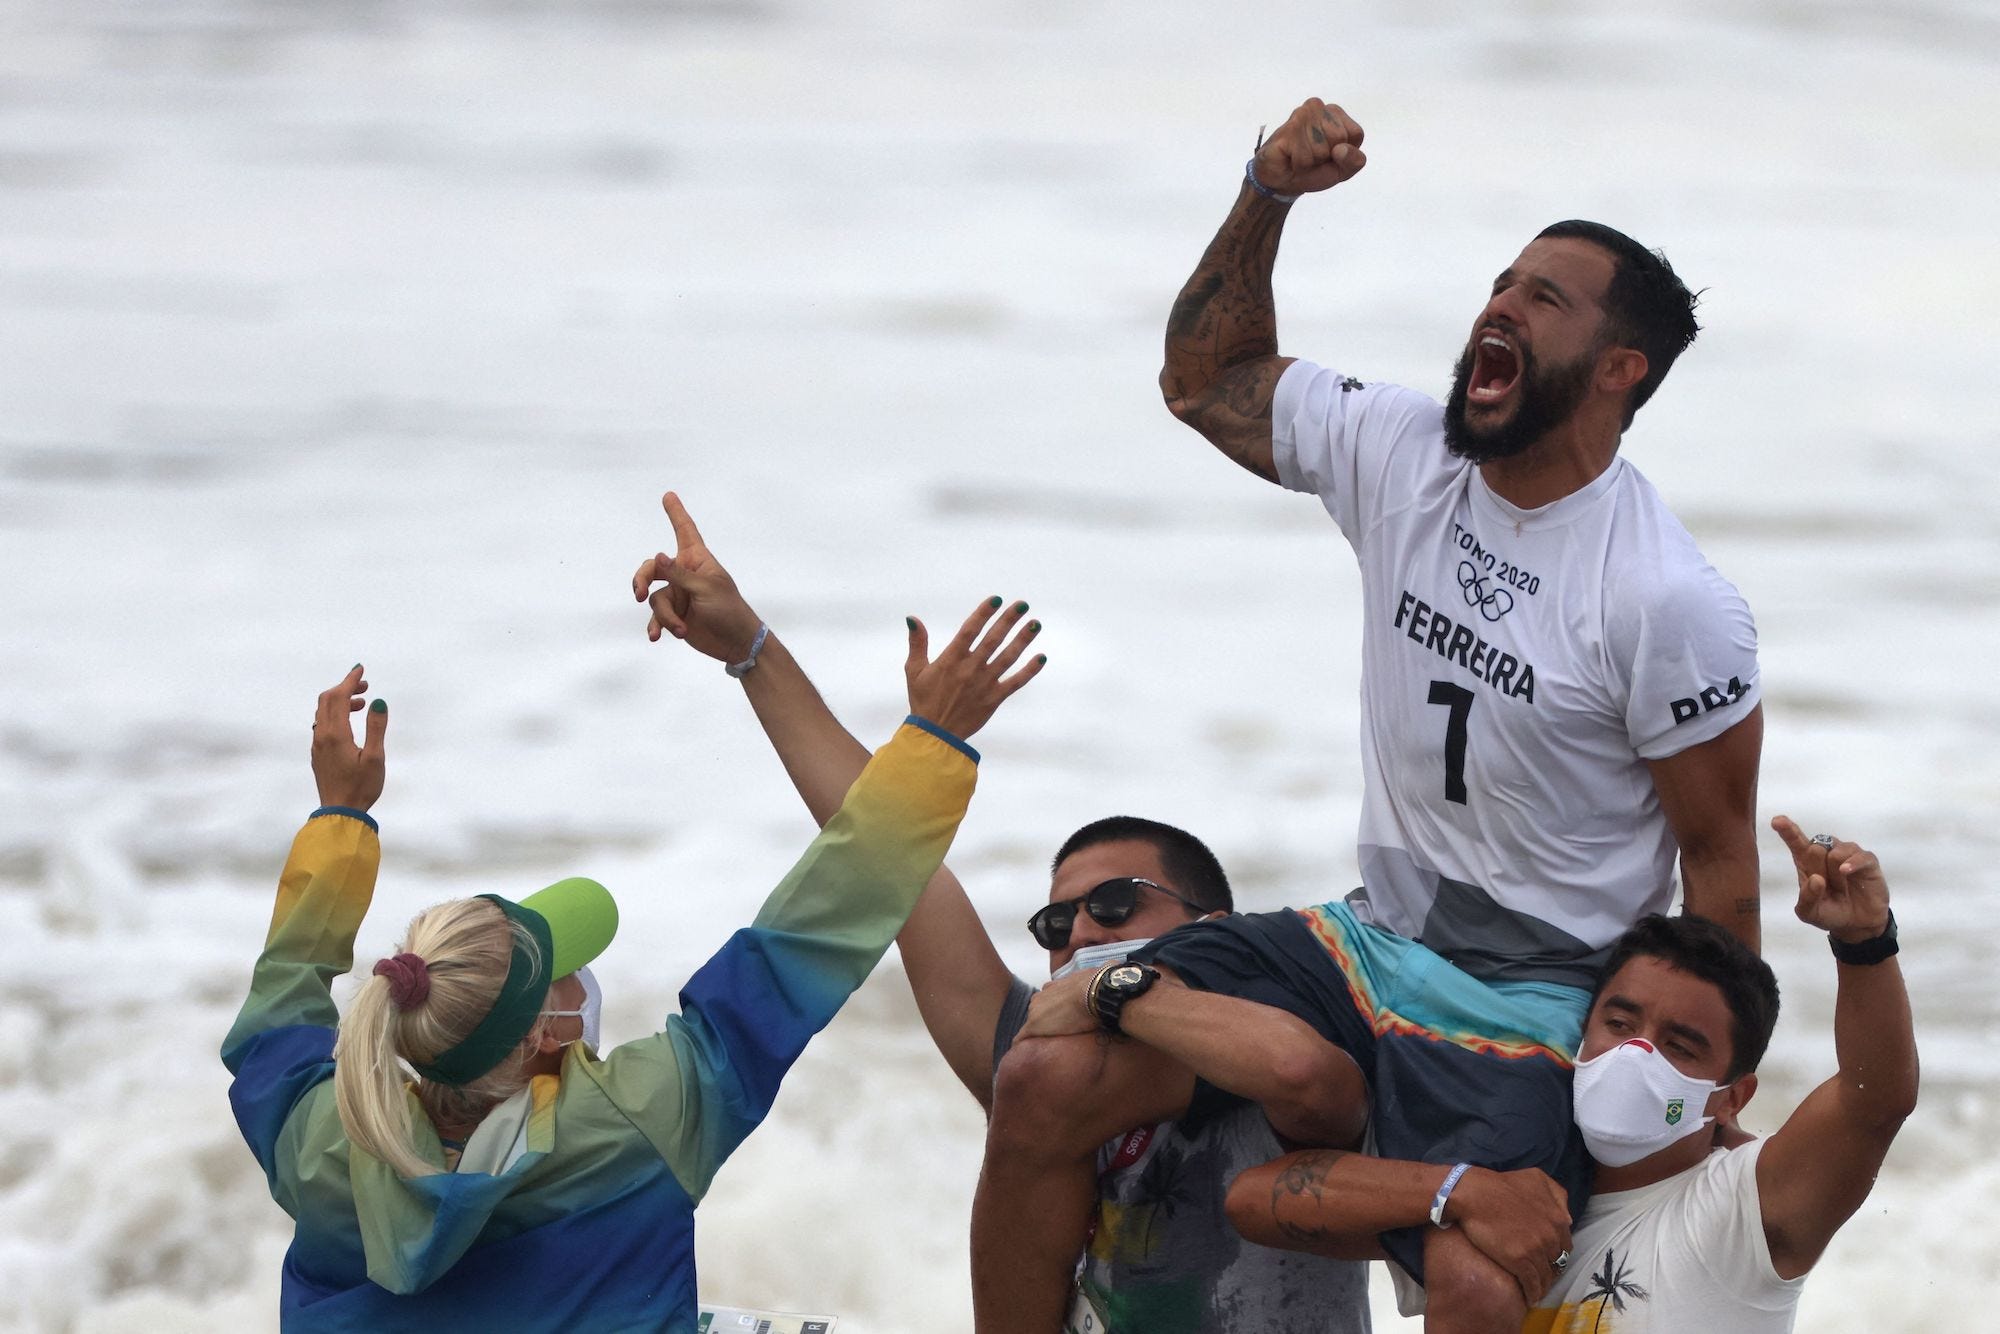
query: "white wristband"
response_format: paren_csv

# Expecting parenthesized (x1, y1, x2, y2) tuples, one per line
(1429, 1162, 1471, 1228)
(725, 623, 770, 679)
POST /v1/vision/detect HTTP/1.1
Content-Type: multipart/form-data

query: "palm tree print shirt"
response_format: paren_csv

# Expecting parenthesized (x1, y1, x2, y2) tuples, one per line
(1525, 1142, 1805, 1332)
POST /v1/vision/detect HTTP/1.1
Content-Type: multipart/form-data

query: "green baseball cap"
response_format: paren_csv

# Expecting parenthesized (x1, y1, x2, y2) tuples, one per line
(412, 876, 619, 1087)
(520, 876, 619, 979)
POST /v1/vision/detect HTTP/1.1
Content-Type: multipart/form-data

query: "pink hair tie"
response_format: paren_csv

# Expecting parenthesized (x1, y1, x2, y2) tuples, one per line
(373, 952, 432, 1010)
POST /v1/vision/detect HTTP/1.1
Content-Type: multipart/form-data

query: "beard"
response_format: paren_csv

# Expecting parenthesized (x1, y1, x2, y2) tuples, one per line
(1442, 337, 1596, 464)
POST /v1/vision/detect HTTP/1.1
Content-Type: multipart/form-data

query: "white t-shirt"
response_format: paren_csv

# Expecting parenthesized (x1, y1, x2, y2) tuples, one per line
(1529, 1142, 1805, 1331)
(1273, 360, 1760, 986)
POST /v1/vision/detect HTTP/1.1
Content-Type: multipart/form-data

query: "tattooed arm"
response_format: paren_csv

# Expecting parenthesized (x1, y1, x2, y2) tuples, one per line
(1158, 182, 1293, 483)
(1226, 1149, 1571, 1289)
(1160, 98, 1368, 482)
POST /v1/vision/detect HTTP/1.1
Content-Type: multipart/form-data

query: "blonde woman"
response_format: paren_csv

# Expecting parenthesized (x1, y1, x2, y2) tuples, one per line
(223, 511, 1043, 1331)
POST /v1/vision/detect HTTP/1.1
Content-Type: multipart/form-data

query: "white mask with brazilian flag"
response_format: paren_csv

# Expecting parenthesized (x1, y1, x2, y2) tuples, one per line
(1572, 1038, 1733, 1167)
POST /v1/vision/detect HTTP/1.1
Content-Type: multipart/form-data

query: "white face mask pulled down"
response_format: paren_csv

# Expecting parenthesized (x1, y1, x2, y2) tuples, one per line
(1049, 937, 1151, 981)
(1572, 1037, 1734, 1168)
(1045, 913, 1227, 982)
(540, 965, 603, 1051)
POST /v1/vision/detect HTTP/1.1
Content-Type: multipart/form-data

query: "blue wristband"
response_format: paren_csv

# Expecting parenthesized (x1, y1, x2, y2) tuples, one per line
(1244, 157, 1297, 205)
(1429, 1162, 1471, 1228)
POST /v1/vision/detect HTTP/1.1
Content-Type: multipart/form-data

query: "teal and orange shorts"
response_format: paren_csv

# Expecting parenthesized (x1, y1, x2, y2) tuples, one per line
(1136, 902, 1591, 1283)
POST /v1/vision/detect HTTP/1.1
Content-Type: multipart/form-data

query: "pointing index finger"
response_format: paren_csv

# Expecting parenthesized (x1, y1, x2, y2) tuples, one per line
(1770, 814, 1812, 856)
(662, 492, 704, 554)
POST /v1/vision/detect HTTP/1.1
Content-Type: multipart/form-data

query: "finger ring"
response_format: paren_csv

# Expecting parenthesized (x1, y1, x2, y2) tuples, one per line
(1810, 833, 1835, 848)
(1553, 1249, 1570, 1272)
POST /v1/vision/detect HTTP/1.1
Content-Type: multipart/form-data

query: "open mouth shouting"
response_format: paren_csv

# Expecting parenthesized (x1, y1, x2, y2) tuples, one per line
(1443, 317, 1595, 464)
(1466, 329, 1522, 408)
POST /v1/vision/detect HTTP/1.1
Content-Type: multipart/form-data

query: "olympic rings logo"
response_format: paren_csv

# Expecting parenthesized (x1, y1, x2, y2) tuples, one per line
(1458, 560, 1515, 621)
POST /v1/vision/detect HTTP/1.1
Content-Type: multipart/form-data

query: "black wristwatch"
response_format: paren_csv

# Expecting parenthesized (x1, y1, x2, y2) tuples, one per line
(1088, 963, 1160, 1036)
(1829, 909, 1899, 966)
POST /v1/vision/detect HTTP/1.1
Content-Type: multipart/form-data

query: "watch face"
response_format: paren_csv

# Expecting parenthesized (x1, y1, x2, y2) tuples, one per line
(1107, 965, 1145, 989)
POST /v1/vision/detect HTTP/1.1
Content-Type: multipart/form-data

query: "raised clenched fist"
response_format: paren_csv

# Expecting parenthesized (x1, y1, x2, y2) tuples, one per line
(1252, 98, 1367, 197)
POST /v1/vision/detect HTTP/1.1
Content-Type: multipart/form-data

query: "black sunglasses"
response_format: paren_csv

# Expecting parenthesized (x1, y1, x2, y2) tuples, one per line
(1026, 876, 1206, 950)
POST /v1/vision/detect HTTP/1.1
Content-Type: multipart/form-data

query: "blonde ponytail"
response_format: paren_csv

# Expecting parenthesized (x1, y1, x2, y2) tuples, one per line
(334, 898, 552, 1178)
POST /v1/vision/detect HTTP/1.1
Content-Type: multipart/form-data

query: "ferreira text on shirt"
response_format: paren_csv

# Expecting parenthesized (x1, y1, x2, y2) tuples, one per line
(1393, 589, 1537, 704)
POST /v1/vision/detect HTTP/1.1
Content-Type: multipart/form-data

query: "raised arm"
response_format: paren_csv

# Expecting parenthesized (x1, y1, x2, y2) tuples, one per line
(222, 667, 389, 1167)
(595, 596, 1045, 1196)
(1648, 705, 1763, 951)
(633, 493, 1039, 1106)
(1159, 98, 1366, 482)
(1755, 817, 1918, 1280)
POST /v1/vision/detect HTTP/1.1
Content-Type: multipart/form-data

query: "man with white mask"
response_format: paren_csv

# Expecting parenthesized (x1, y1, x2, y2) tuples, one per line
(1228, 815, 1918, 1329)
(636, 493, 1372, 1333)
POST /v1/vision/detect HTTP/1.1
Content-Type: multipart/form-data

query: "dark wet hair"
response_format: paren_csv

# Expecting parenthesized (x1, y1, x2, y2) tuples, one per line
(1052, 816, 1233, 913)
(1593, 914, 1779, 1082)
(1536, 220, 1701, 430)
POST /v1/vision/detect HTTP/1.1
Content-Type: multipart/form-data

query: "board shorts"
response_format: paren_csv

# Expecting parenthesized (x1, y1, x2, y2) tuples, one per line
(1134, 902, 1592, 1283)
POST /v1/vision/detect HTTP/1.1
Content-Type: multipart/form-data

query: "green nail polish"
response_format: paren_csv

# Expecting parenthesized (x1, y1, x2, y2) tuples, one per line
(906, 616, 917, 631)
(370, 699, 387, 714)
(1028, 621, 1041, 633)
(988, 596, 1003, 609)
(353, 662, 362, 670)
(1014, 601, 1029, 614)
(1035, 654, 1047, 665)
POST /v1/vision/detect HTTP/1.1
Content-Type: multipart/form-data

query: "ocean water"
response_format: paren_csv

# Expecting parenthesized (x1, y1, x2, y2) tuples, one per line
(2, 1, 1996, 1328)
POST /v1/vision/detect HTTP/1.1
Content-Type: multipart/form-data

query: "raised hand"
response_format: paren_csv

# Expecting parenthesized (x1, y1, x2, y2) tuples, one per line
(311, 664, 387, 812)
(632, 491, 765, 666)
(1251, 98, 1367, 197)
(1451, 1165, 1575, 1305)
(1771, 816, 1890, 944)
(905, 597, 1045, 741)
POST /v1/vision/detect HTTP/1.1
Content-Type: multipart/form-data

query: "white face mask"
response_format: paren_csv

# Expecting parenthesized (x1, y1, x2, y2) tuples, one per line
(540, 965, 603, 1051)
(1572, 1038, 1733, 1167)
(1046, 911, 1226, 981)
(1049, 937, 1152, 981)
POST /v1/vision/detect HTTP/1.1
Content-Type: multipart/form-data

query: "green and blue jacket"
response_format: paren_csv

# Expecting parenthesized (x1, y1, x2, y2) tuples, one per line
(223, 719, 978, 1332)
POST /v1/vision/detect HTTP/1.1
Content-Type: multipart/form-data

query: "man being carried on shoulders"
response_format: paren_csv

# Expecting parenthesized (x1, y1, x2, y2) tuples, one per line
(973, 97, 1764, 1332)
(1233, 815, 1918, 1331)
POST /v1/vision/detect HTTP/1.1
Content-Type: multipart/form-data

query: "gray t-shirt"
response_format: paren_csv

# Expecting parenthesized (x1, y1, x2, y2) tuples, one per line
(994, 977, 1371, 1334)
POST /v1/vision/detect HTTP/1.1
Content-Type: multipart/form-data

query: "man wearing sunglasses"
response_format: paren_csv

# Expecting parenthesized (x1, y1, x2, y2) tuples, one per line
(634, 494, 1372, 1333)
(1026, 871, 1206, 953)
